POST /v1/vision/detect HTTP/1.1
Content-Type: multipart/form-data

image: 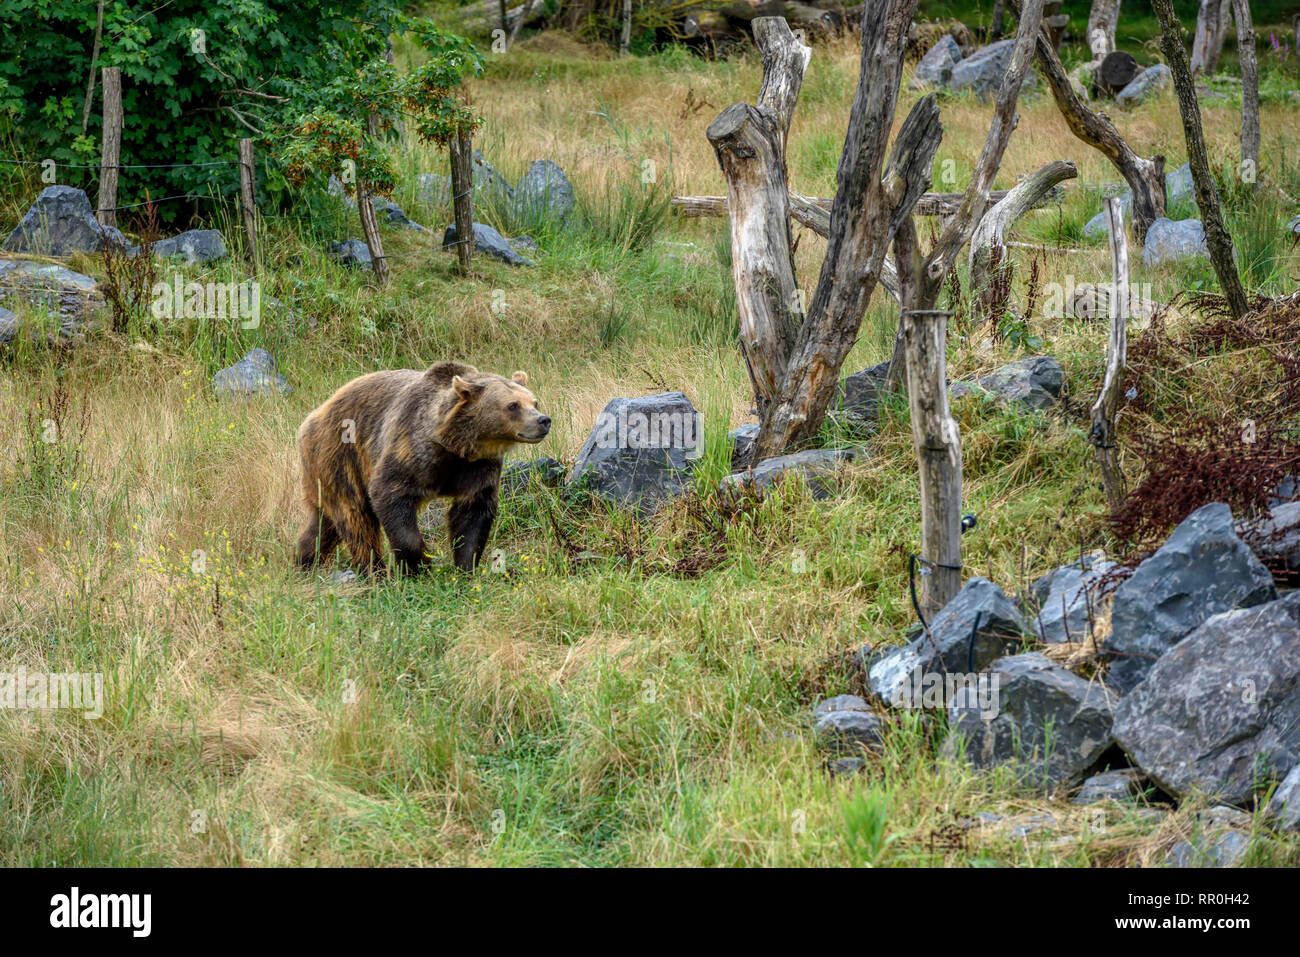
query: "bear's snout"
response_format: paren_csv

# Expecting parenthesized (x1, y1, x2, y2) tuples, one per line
(517, 411, 551, 443)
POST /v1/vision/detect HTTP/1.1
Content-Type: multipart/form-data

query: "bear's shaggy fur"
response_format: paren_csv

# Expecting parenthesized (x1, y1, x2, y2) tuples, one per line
(295, 361, 550, 573)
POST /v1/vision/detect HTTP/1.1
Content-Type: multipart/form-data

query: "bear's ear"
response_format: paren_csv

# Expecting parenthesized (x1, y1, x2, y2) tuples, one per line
(451, 375, 484, 401)
(511, 370, 529, 387)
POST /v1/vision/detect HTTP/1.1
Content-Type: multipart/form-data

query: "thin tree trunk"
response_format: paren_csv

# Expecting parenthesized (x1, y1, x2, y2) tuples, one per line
(1025, 9, 1166, 244)
(1085, 0, 1121, 61)
(621, 0, 633, 55)
(1231, 0, 1259, 191)
(1151, 0, 1249, 320)
(238, 138, 258, 268)
(81, 0, 106, 136)
(96, 67, 122, 228)
(357, 184, 390, 285)
(1091, 197, 1128, 512)
(449, 129, 475, 273)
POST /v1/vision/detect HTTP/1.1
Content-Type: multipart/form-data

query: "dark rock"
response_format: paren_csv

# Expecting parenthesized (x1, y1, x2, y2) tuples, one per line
(1267, 763, 1300, 832)
(1074, 768, 1145, 805)
(814, 709, 885, 755)
(943, 652, 1115, 790)
(1112, 590, 1300, 806)
(1115, 63, 1172, 108)
(212, 348, 291, 398)
(567, 392, 701, 513)
(501, 457, 567, 496)
(0, 259, 103, 338)
(0, 305, 17, 345)
(950, 40, 1036, 101)
(515, 160, 576, 221)
(727, 424, 760, 471)
(950, 356, 1063, 412)
(869, 577, 1028, 704)
(441, 222, 535, 267)
(720, 448, 858, 498)
(3, 186, 127, 255)
(1237, 501, 1300, 582)
(371, 196, 427, 232)
(1142, 217, 1210, 266)
(140, 229, 227, 264)
(910, 34, 962, 90)
(329, 239, 372, 267)
(838, 361, 893, 425)
(1103, 503, 1276, 693)
(1028, 552, 1118, 644)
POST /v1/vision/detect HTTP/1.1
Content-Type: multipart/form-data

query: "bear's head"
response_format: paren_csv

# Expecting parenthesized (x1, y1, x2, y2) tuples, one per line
(429, 363, 551, 460)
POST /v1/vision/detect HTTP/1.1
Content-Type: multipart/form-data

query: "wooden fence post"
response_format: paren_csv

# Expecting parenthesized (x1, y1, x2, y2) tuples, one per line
(449, 129, 475, 273)
(238, 138, 259, 268)
(97, 66, 123, 228)
(1091, 197, 1128, 512)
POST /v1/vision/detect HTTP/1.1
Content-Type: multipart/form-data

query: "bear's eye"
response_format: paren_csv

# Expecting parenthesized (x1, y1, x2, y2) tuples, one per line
(507, 401, 520, 412)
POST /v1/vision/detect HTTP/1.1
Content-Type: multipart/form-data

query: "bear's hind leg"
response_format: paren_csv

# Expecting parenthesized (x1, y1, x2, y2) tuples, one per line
(297, 509, 341, 569)
(333, 500, 386, 575)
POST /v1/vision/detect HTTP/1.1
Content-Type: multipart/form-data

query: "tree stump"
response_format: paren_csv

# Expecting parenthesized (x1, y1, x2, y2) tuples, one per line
(1095, 50, 1139, 97)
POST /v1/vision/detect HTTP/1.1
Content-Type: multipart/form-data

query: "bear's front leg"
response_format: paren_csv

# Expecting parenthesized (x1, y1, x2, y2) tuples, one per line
(448, 486, 498, 571)
(369, 472, 429, 576)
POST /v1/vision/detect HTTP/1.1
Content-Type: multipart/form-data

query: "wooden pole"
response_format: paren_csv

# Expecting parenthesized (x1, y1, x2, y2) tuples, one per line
(1151, 0, 1249, 320)
(238, 138, 258, 268)
(96, 66, 123, 228)
(1091, 197, 1128, 513)
(357, 184, 390, 285)
(621, 0, 633, 55)
(1231, 0, 1259, 192)
(449, 129, 474, 273)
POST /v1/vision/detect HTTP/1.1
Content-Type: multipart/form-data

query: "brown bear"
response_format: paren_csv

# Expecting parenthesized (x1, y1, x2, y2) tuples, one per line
(295, 361, 551, 574)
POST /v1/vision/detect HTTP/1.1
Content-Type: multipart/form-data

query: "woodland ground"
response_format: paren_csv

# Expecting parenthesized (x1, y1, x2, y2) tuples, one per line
(2, 9, 1299, 865)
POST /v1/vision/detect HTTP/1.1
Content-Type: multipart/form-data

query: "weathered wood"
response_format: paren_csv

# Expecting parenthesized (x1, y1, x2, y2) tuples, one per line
(1096, 50, 1139, 96)
(238, 138, 258, 268)
(96, 66, 123, 229)
(672, 186, 1057, 219)
(1151, 0, 1248, 320)
(1018, 1, 1166, 244)
(1091, 197, 1128, 512)
(1232, 0, 1259, 191)
(1085, 0, 1121, 60)
(449, 129, 474, 274)
(969, 159, 1078, 324)
(621, 0, 632, 55)
(357, 185, 389, 285)
(1190, 0, 1232, 76)
(707, 19, 810, 415)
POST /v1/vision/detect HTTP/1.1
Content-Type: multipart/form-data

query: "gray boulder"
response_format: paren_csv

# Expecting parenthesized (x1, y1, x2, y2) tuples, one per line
(721, 448, 858, 498)
(910, 35, 962, 90)
(471, 150, 515, 204)
(1082, 163, 1194, 240)
(1237, 501, 1300, 582)
(568, 392, 701, 513)
(727, 424, 760, 471)
(814, 694, 871, 717)
(416, 172, 450, 207)
(944, 652, 1115, 790)
(815, 709, 885, 755)
(327, 174, 357, 208)
(0, 259, 103, 337)
(515, 160, 576, 221)
(329, 239, 372, 267)
(4, 185, 127, 255)
(1112, 590, 1300, 806)
(1074, 768, 1145, 805)
(371, 196, 427, 232)
(1103, 503, 1276, 693)
(839, 360, 893, 425)
(141, 229, 227, 265)
(441, 222, 535, 267)
(1267, 763, 1300, 832)
(869, 577, 1027, 705)
(0, 305, 18, 345)
(1142, 217, 1209, 266)
(501, 457, 567, 496)
(1115, 63, 1172, 108)
(1288, 214, 1300, 237)
(212, 348, 291, 398)
(950, 40, 1035, 101)
(1166, 830, 1250, 868)
(950, 356, 1063, 412)
(1028, 552, 1118, 644)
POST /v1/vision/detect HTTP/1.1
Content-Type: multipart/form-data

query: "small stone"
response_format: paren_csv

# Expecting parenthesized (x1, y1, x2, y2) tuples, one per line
(329, 239, 372, 267)
(814, 709, 885, 755)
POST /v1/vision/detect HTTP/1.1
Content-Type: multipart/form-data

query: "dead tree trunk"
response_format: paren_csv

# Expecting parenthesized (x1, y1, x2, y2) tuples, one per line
(1086, 0, 1121, 60)
(238, 138, 258, 268)
(1091, 197, 1128, 512)
(96, 66, 123, 229)
(1232, 0, 1259, 191)
(888, 0, 1045, 612)
(449, 129, 475, 273)
(1151, 0, 1249, 320)
(1191, 0, 1232, 76)
(969, 159, 1077, 324)
(1023, 6, 1165, 245)
(621, 0, 633, 55)
(357, 185, 390, 285)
